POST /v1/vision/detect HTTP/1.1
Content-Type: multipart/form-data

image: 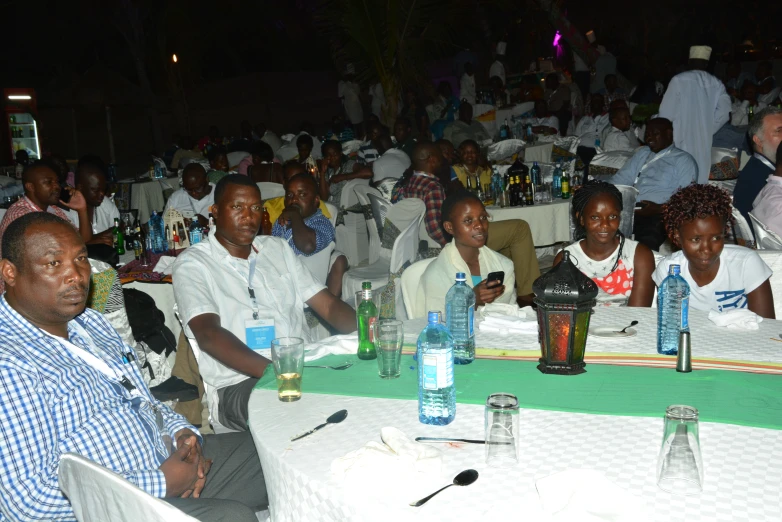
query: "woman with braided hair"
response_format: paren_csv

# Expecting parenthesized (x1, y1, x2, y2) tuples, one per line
(653, 184, 775, 318)
(553, 180, 655, 306)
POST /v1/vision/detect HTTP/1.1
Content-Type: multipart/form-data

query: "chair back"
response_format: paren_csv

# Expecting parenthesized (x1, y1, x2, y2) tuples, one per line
(335, 179, 370, 266)
(226, 151, 249, 168)
(757, 250, 782, 319)
(299, 242, 336, 285)
(324, 201, 338, 228)
(368, 192, 390, 234)
(353, 185, 384, 265)
(401, 258, 435, 319)
(385, 198, 426, 273)
(749, 212, 782, 250)
(614, 184, 639, 239)
(58, 453, 199, 522)
(730, 205, 755, 247)
(257, 182, 285, 200)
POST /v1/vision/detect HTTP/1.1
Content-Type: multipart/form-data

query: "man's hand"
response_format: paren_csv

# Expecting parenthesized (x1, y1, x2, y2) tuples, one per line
(278, 206, 303, 227)
(86, 230, 114, 247)
(159, 434, 200, 497)
(473, 280, 505, 306)
(174, 429, 212, 498)
(61, 188, 87, 212)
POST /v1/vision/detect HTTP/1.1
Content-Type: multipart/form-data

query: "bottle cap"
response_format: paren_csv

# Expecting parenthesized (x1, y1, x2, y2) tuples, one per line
(455, 272, 466, 281)
(669, 264, 681, 276)
(427, 311, 441, 324)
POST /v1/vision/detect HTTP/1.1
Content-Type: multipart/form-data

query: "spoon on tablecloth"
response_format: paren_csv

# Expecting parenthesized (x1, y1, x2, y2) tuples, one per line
(409, 469, 479, 507)
(290, 409, 348, 441)
(616, 320, 639, 334)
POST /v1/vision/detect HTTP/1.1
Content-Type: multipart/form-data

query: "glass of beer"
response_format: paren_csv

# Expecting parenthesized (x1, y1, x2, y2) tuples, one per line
(271, 337, 305, 402)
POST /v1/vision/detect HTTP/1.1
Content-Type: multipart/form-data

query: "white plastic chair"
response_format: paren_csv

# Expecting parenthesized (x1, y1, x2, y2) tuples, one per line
(257, 182, 285, 200)
(401, 258, 435, 319)
(299, 242, 336, 286)
(614, 185, 639, 240)
(749, 212, 782, 250)
(334, 179, 370, 266)
(226, 151, 250, 168)
(324, 201, 338, 228)
(353, 184, 384, 264)
(757, 250, 782, 319)
(341, 198, 426, 300)
(59, 452, 199, 522)
(730, 205, 755, 248)
(367, 192, 391, 234)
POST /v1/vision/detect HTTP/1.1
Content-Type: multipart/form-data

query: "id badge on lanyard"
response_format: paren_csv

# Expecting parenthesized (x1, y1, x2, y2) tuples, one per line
(245, 255, 275, 354)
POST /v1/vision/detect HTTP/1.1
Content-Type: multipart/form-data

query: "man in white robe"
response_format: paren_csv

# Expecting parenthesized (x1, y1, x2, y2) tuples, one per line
(658, 45, 731, 184)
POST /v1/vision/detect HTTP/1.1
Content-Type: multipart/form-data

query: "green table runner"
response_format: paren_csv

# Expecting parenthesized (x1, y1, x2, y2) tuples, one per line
(255, 355, 782, 430)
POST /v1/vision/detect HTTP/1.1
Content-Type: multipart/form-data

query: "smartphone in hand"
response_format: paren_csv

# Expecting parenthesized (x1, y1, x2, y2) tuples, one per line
(486, 271, 505, 288)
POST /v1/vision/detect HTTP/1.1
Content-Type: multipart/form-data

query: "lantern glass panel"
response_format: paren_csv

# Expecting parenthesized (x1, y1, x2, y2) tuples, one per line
(572, 310, 591, 361)
(547, 312, 572, 362)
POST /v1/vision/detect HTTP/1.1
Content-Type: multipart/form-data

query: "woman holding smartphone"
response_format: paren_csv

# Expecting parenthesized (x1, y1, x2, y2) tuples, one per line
(420, 190, 516, 313)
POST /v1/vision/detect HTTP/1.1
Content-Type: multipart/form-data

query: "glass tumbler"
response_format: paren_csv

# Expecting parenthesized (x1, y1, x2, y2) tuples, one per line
(373, 320, 404, 379)
(271, 337, 305, 402)
(484, 393, 520, 468)
(656, 405, 703, 494)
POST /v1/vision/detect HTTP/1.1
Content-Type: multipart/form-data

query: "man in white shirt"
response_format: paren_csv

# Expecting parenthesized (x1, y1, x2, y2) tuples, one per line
(460, 62, 476, 105)
(489, 43, 506, 86)
(372, 134, 411, 183)
(164, 164, 216, 227)
(602, 107, 640, 152)
(173, 175, 356, 430)
(338, 65, 364, 133)
(253, 123, 282, 153)
(730, 82, 767, 127)
(521, 100, 559, 136)
(658, 45, 732, 184)
(74, 164, 120, 238)
(751, 142, 782, 237)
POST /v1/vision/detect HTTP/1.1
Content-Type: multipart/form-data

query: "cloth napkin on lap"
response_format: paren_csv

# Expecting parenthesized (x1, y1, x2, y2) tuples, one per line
(331, 427, 443, 500)
(708, 309, 763, 330)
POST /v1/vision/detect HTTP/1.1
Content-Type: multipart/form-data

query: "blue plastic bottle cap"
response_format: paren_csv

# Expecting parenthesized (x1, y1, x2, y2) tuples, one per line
(670, 264, 680, 276)
(455, 272, 466, 281)
(428, 311, 441, 324)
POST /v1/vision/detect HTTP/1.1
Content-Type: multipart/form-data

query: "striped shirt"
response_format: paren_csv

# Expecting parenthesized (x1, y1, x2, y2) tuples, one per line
(272, 208, 335, 256)
(0, 296, 197, 520)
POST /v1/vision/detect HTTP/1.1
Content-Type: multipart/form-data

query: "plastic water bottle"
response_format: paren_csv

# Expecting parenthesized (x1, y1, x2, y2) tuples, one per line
(657, 264, 690, 355)
(148, 211, 166, 253)
(446, 273, 475, 365)
(417, 311, 455, 425)
(530, 161, 541, 186)
(552, 161, 563, 198)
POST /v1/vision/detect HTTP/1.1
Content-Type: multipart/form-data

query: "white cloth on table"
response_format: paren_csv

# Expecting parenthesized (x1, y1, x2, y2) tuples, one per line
(708, 309, 763, 330)
(479, 312, 537, 335)
(524, 142, 554, 163)
(652, 245, 772, 315)
(172, 234, 325, 391)
(164, 183, 215, 220)
(658, 70, 732, 184)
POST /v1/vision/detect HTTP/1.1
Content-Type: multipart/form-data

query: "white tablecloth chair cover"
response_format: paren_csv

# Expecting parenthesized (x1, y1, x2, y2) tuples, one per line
(401, 258, 435, 319)
(58, 452, 199, 522)
(324, 201, 338, 228)
(523, 142, 554, 164)
(131, 181, 166, 224)
(226, 150, 250, 168)
(257, 182, 285, 200)
(757, 250, 782, 319)
(334, 179, 370, 266)
(749, 212, 782, 250)
(368, 192, 390, 234)
(731, 205, 755, 248)
(300, 242, 336, 286)
(615, 184, 639, 239)
(353, 184, 385, 265)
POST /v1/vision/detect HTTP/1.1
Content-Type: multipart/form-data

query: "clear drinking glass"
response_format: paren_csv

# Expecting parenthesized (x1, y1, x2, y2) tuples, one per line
(657, 405, 703, 494)
(484, 393, 520, 468)
(271, 337, 305, 402)
(373, 320, 404, 379)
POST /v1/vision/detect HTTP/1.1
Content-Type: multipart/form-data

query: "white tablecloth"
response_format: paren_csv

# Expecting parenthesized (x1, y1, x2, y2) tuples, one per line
(487, 200, 571, 247)
(523, 142, 554, 163)
(130, 180, 166, 224)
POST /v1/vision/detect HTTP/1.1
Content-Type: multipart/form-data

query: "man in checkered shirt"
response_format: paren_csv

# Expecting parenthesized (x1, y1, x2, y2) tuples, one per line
(0, 213, 266, 521)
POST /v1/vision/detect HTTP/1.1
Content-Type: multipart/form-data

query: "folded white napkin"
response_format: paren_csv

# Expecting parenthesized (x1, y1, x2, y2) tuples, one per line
(478, 305, 538, 335)
(152, 256, 176, 275)
(331, 427, 442, 499)
(303, 334, 358, 361)
(708, 309, 763, 330)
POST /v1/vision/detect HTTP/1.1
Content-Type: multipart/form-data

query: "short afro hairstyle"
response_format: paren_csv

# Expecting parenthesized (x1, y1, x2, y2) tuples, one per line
(441, 189, 484, 239)
(2, 212, 75, 270)
(214, 174, 261, 204)
(296, 134, 314, 149)
(662, 184, 733, 244)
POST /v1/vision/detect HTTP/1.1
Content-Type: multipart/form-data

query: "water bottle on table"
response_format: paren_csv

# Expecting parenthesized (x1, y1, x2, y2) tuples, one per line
(446, 272, 475, 364)
(417, 311, 455, 425)
(657, 264, 690, 355)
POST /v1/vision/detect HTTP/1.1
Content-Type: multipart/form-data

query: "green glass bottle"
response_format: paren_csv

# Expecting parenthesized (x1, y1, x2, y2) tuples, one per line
(356, 281, 378, 360)
(112, 218, 126, 255)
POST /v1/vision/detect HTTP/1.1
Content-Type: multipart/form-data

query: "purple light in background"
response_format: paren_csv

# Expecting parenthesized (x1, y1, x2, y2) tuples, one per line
(552, 31, 562, 47)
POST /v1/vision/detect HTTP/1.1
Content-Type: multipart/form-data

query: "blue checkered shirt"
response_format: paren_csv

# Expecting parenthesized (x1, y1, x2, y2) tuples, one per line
(0, 296, 197, 521)
(271, 208, 335, 256)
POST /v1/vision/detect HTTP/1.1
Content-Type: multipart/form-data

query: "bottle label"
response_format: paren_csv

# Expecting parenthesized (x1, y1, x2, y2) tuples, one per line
(368, 316, 377, 343)
(561, 180, 569, 194)
(468, 305, 474, 337)
(422, 352, 454, 390)
(681, 296, 689, 330)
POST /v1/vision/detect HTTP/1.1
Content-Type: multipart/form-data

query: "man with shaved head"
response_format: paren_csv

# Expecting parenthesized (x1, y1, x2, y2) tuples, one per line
(273, 173, 334, 256)
(164, 163, 216, 227)
(75, 159, 120, 240)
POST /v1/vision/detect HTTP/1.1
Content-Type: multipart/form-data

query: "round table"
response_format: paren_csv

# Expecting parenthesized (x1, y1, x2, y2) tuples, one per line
(248, 307, 782, 522)
(486, 199, 571, 247)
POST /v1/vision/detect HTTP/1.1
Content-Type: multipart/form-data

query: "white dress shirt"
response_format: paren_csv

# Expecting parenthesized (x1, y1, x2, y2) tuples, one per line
(173, 234, 325, 390)
(460, 73, 476, 105)
(69, 197, 120, 234)
(602, 126, 641, 152)
(752, 174, 782, 237)
(164, 183, 216, 220)
(489, 60, 506, 86)
(572, 113, 610, 147)
(658, 70, 732, 184)
(372, 148, 411, 183)
(521, 115, 560, 135)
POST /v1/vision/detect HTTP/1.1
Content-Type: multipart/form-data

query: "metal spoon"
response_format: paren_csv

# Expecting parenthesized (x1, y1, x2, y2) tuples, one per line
(617, 320, 639, 334)
(409, 469, 479, 507)
(304, 362, 354, 370)
(290, 409, 348, 441)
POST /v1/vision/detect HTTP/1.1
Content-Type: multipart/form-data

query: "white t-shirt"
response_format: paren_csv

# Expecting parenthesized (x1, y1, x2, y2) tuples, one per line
(173, 234, 325, 390)
(164, 183, 216, 220)
(652, 245, 771, 314)
(69, 197, 120, 234)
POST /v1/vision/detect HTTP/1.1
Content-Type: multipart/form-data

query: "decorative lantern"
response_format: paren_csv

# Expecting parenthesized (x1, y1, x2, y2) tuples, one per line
(532, 251, 598, 375)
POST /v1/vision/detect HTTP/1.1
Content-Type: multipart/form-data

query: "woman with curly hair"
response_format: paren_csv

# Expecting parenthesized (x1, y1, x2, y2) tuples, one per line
(654, 184, 775, 318)
(554, 180, 655, 306)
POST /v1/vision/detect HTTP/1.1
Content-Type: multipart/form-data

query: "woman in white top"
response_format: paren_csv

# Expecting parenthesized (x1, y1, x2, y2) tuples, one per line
(420, 191, 516, 313)
(654, 184, 775, 318)
(555, 180, 655, 306)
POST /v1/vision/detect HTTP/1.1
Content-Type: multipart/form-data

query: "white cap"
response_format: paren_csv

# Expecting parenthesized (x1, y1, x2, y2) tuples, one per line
(689, 45, 712, 61)
(586, 30, 596, 43)
(496, 41, 507, 56)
